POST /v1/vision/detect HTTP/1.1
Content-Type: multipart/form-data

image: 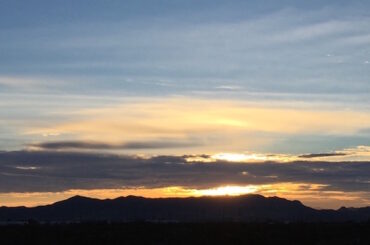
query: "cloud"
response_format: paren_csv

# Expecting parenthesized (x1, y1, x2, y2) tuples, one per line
(270, 20, 354, 43)
(26, 98, 370, 152)
(3, 94, 370, 154)
(0, 77, 39, 88)
(215, 85, 242, 90)
(299, 152, 347, 158)
(30, 140, 200, 150)
(0, 76, 66, 92)
(0, 150, 369, 194)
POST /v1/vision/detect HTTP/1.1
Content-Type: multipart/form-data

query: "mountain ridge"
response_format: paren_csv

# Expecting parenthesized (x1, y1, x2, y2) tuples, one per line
(1, 194, 369, 223)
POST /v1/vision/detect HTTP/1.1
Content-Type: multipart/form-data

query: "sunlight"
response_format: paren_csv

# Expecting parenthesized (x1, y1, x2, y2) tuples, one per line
(212, 153, 268, 162)
(194, 185, 258, 196)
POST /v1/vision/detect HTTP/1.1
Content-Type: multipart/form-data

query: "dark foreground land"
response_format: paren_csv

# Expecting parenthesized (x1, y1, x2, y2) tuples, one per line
(0, 222, 369, 245)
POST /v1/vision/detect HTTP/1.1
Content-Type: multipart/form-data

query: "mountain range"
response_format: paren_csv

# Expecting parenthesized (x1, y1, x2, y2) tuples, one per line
(1, 194, 369, 223)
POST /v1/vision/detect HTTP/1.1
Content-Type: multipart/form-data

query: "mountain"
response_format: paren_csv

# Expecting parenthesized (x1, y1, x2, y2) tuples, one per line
(0, 194, 369, 223)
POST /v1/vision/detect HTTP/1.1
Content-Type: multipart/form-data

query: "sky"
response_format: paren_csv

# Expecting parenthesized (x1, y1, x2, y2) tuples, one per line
(0, 0, 369, 208)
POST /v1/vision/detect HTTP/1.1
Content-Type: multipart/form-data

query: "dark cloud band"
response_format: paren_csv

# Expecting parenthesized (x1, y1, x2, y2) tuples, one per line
(299, 152, 347, 158)
(30, 140, 199, 150)
(0, 151, 369, 194)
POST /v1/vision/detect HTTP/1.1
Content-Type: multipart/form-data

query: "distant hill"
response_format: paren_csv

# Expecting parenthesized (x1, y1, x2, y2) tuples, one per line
(0, 194, 369, 223)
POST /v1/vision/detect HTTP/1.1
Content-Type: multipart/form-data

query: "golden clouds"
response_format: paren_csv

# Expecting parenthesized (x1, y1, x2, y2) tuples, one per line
(27, 98, 370, 153)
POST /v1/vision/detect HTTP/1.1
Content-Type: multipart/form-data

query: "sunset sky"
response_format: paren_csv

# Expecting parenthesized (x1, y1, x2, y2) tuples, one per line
(0, 0, 369, 209)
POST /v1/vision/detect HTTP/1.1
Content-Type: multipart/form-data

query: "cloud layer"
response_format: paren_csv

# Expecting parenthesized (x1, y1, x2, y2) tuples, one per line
(0, 150, 369, 194)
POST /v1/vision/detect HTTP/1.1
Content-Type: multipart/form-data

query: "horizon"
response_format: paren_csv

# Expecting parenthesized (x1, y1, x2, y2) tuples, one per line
(0, 0, 369, 209)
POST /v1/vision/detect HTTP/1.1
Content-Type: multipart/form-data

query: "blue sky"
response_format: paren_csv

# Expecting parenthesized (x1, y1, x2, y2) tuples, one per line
(0, 1, 369, 207)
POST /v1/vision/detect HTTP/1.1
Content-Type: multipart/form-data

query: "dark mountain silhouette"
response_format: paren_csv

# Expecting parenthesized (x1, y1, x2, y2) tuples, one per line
(0, 194, 369, 223)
